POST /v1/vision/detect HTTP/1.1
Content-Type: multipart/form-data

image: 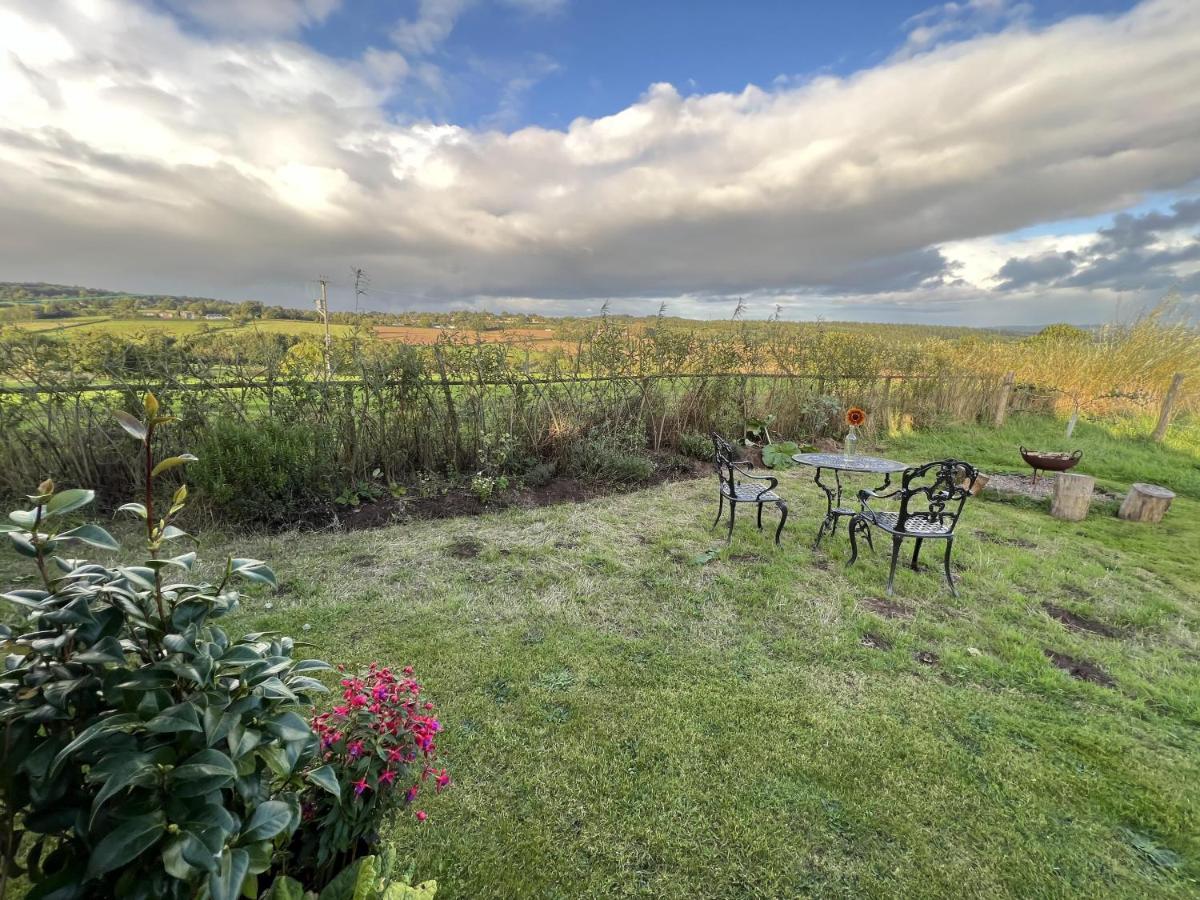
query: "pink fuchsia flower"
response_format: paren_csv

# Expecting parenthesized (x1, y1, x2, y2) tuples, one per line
(332, 705, 350, 717)
(403, 666, 414, 675)
(415, 810, 427, 823)
(434, 769, 451, 792)
(405, 784, 419, 804)
(378, 769, 397, 787)
(347, 740, 364, 758)
(387, 747, 405, 763)
(353, 777, 370, 796)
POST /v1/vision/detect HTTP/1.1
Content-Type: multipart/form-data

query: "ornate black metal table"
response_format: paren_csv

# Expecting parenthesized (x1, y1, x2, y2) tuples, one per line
(791, 452, 909, 547)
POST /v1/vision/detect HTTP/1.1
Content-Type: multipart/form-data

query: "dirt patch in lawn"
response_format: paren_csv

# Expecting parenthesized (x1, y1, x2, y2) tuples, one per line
(1044, 649, 1115, 687)
(1042, 603, 1123, 638)
(914, 650, 939, 666)
(861, 632, 892, 650)
(445, 538, 484, 559)
(973, 531, 1038, 550)
(338, 455, 705, 531)
(860, 597, 913, 619)
(983, 472, 1119, 502)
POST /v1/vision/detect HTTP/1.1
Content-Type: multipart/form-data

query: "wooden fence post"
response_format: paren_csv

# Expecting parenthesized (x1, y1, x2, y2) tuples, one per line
(1151, 373, 1185, 443)
(880, 376, 892, 435)
(993, 371, 1014, 428)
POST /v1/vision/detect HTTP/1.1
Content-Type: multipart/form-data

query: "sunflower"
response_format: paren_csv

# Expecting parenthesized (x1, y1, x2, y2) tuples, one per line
(846, 406, 867, 427)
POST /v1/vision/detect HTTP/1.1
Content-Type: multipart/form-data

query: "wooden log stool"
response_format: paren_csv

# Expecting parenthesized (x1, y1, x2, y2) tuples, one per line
(1050, 472, 1094, 521)
(1118, 483, 1175, 523)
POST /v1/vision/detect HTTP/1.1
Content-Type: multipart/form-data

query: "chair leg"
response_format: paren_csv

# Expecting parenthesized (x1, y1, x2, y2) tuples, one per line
(726, 500, 737, 544)
(943, 538, 957, 597)
(712, 494, 724, 529)
(756, 503, 763, 530)
(886, 535, 903, 595)
(774, 501, 787, 546)
(911, 538, 923, 571)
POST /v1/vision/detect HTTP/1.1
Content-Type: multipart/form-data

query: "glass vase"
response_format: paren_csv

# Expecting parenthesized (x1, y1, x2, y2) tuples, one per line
(844, 425, 859, 457)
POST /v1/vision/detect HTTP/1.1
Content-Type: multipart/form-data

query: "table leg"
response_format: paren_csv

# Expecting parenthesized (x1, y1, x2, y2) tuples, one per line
(813, 466, 838, 546)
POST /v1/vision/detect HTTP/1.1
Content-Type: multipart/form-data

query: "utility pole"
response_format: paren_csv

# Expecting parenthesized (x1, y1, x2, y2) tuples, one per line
(316, 277, 332, 378)
(351, 266, 369, 313)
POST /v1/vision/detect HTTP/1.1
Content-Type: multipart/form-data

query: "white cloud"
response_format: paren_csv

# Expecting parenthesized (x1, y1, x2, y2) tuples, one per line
(163, 0, 341, 34)
(0, 0, 1198, 324)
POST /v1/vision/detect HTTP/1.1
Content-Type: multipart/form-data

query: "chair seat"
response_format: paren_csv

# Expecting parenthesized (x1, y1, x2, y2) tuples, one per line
(867, 511, 952, 535)
(722, 484, 782, 502)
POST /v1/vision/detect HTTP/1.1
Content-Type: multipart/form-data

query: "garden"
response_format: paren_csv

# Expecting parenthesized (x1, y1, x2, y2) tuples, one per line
(0, 312, 1198, 898)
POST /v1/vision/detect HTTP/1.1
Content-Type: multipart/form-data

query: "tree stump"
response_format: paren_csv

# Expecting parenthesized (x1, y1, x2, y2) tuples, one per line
(962, 473, 989, 496)
(1050, 473, 1094, 521)
(1118, 483, 1175, 523)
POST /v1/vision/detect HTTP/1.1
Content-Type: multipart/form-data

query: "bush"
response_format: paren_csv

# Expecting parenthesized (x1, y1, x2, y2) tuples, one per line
(0, 395, 336, 900)
(191, 419, 338, 527)
(563, 429, 654, 484)
(297, 664, 449, 885)
(676, 432, 713, 461)
(521, 460, 557, 488)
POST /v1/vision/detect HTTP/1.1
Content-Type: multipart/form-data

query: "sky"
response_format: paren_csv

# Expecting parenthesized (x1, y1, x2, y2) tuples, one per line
(1, 0, 1199, 325)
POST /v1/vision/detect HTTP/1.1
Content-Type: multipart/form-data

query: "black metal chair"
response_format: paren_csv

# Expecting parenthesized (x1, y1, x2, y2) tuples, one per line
(847, 459, 978, 596)
(711, 433, 789, 545)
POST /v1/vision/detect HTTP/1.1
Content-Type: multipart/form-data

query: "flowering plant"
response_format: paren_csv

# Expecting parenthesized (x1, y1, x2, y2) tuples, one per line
(297, 663, 449, 880)
(846, 406, 867, 427)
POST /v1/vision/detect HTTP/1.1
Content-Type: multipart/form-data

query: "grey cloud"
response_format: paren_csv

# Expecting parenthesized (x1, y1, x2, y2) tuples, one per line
(996, 196, 1200, 292)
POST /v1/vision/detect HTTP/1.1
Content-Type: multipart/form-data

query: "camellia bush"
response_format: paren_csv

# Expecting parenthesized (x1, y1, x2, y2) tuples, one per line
(0, 395, 341, 899)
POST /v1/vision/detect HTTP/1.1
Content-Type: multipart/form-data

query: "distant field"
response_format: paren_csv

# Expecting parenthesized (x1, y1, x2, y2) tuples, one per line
(3, 317, 353, 339)
(373, 325, 562, 346)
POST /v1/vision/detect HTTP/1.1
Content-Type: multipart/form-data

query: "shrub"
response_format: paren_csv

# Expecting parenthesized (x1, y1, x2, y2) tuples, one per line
(296, 664, 449, 885)
(0, 396, 336, 900)
(564, 429, 654, 484)
(521, 460, 557, 488)
(191, 419, 338, 527)
(676, 432, 713, 461)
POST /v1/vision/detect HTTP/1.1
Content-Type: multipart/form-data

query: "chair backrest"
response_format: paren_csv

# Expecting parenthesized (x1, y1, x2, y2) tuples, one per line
(711, 432, 739, 494)
(895, 459, 978, 533)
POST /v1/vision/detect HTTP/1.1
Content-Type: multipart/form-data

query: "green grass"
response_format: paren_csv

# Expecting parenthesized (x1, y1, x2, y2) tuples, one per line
(3, 416, 1198, 897)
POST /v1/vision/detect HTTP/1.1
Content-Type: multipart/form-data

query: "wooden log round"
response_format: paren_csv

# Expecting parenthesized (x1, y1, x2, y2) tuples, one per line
(1050, 472, 1095, 521)
(1118, 483, 1175, 523)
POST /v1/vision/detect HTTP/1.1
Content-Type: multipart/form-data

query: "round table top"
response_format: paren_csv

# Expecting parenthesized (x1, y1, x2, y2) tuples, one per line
(791, 452, 908, 474)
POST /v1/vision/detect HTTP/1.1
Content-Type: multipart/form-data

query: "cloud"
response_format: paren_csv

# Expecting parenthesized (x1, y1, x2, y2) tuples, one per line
(0, 0, 1199, 324)
(994, 198, 1200, 291)
(162, 0, 341, 34)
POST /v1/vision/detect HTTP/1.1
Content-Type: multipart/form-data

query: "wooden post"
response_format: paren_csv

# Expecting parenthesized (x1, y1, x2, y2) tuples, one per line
(880, 375, 892, 435)
(1118, 483, 1175, 523)
(993, 371, 1014, 428)
(1151, 373, 1185, 443)
(1050, 473, 1094, 521)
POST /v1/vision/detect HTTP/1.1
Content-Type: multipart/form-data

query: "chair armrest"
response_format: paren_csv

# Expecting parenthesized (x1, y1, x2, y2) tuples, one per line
(857, 487, 900, 508)
(733, 464, 779, 496)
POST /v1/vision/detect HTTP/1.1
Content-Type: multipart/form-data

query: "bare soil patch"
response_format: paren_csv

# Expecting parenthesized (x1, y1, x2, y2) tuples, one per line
(860, 597, 913, 619)
(914, 650, 939, 666)
(984, 472, 1118, 502)
(446, 538, 483, 559)
(1042, 603, 1123, 638)
(861, 632, 892, 650)
(974, 531, 1038, 550)
(338, 455, 705, 531)
(1044, 649, 1115, 687)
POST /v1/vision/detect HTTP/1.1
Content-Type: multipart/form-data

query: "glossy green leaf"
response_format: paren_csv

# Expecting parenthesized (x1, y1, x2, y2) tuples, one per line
(151, 454, 198, 478)
(45, 489, 95, 517)
(265, 876, 306, 900)
(305, 764, 340, 800)
(50, 713, 140, 778)
(146, 702, 204, 734)
(117, 502, 148, 519)
(85, 811, 165, 878)
(54, 523, 119, 551)
(240, 800, 292, 843)
(72, 635, 128, 665)
(114, 410, 148, 441)
(169, 748, 237, 797)
(209, 848, 250, 900)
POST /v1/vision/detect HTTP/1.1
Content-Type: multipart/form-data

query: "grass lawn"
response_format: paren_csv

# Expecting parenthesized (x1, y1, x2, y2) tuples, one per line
(4, 415, 1197, 897)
